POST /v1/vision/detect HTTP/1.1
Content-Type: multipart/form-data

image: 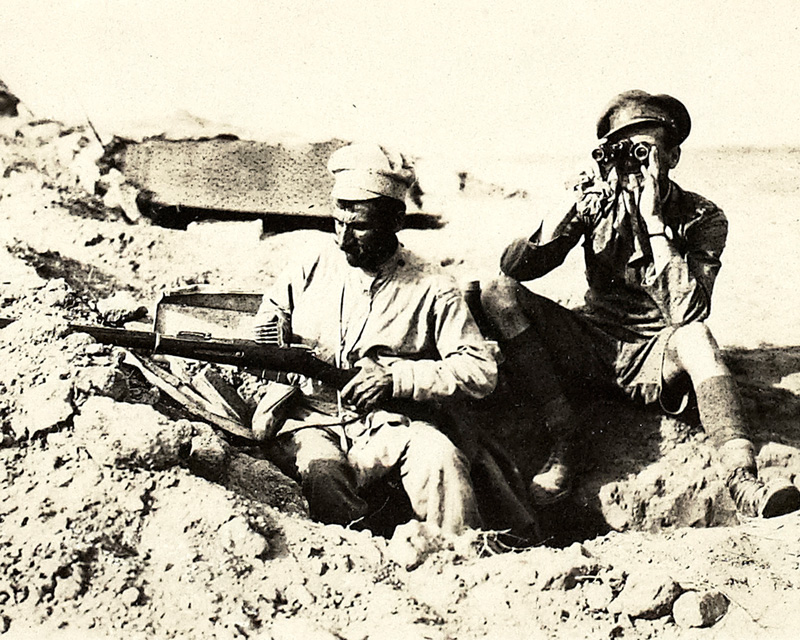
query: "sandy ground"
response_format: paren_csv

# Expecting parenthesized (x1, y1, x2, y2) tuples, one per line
(1, 117, 799, 639)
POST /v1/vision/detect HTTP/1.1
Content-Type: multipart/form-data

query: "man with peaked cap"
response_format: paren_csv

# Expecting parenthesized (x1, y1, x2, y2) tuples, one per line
(251, 143, 500, 536)
(480, 90, 800, 518)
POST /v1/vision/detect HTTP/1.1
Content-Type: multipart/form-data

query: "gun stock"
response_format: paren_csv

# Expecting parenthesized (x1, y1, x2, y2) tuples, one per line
(68, 324, 356, 389)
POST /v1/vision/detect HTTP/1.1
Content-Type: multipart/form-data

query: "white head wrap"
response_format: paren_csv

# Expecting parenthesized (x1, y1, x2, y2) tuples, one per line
(328, 143, 415, 202)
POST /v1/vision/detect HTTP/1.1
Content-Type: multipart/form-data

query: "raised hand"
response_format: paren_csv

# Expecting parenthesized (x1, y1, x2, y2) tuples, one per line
(573, 158, 618, 228)
(636, 144, 666, 235)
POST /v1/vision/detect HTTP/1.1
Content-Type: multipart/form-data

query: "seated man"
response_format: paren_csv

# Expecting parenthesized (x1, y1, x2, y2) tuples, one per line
(481, 90, 800, 518)
(253, 143, 499, 535)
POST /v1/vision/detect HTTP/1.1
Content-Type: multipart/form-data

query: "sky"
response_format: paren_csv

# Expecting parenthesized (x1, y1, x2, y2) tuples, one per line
(1, 1, 799, 164)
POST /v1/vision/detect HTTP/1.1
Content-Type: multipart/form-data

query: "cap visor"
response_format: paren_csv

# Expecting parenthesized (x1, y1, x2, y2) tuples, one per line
(604, 117, 669, 140)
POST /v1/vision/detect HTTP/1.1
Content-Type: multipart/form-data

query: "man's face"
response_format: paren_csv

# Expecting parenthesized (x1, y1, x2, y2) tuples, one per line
(333, 201, 398, 270)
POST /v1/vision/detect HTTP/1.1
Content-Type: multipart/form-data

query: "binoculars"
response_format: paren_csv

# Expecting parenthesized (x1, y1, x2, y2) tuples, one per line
(591, 140, 651, 173)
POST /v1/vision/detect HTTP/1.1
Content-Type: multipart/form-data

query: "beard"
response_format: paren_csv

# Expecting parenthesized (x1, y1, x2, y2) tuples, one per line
(339, 234, 398, 271)
(342, 247, 368, 268)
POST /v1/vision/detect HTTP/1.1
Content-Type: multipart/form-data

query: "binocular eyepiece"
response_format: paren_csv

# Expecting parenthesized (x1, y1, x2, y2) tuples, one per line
(591, 140, 651, 170)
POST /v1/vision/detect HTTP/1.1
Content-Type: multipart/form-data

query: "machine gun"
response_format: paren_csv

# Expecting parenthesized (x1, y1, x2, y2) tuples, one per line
(68, 324, 354, 388)
(67, 323, 357, 440)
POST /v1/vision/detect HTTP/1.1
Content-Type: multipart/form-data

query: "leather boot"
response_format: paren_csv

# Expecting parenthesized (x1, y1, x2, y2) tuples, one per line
(726, 467, 800, 518)
(530, 437, 574, 505)
(529, 395, 579, 506)
(720, 438, 800, 518)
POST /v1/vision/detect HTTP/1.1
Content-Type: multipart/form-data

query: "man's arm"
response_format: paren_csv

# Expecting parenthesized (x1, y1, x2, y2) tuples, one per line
(634, 148, 727, 326)
(500, 165, 610, 284)
(500, 207, 585, 282)
(253, 252, 320, 345)
(253, 295, 292, 346)
(385, 287, 498, 404)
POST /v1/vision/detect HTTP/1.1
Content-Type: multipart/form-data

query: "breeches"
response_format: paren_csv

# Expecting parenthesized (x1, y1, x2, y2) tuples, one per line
(490, 280, 687, 410)
(274, 412, 481, 534)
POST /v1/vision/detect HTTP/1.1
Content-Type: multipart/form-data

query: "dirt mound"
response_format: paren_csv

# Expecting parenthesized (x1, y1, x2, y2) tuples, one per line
(2, 115, 800, 639)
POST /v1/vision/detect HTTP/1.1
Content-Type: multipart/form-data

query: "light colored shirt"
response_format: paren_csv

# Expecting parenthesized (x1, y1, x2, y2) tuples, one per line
(256, 243, 498, 404)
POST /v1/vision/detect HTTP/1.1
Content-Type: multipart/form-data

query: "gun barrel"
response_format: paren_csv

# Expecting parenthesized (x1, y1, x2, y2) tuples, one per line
(69, 324, 157, 349)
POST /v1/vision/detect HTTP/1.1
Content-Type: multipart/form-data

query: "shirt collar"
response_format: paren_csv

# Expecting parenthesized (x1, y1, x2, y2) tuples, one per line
(661, 180, 688, 224)
(661, 181, 673, 204)
(341, 244, 406, 295)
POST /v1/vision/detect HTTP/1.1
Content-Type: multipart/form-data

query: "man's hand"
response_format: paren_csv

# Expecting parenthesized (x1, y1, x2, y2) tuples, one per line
(572, 162, 618, 227)
(635, 145, 666, 235)
(341, 358, 393, 413)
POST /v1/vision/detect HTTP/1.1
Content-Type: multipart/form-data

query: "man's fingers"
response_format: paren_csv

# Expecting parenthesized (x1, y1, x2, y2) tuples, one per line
(645, 145, 661, 180)
(341, 374, 372, 406)
(606, 166, 619, 190)
(354, 391, 373, 412)
(340, 377, 358, 401)
(355, 387, 383, 412)
(339, 361, 391, 412)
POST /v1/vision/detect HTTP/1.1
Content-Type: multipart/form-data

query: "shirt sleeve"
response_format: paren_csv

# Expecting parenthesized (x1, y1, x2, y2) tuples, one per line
(500, 206, 585, 281)
(641, 201, 728, 326)
(389, 286, 498, 402)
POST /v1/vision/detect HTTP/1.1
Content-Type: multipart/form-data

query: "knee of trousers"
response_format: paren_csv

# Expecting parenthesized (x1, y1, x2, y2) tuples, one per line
(401, 424, 481, 531)
(402, 425, 472, 488)
(480, 276, 520, 316)
(670, 322, 726, 378)
(672, 321, 714, 347)
(670, 322, 719, 359)
(483, 276, 553, 323)
(290, 428, 348, 477)
(479, 276, 534, 337)
(301, 459, 368, 525)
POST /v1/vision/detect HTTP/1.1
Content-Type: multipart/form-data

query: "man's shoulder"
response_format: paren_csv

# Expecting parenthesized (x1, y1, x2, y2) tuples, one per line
(671, 182, 725, 220)
(395, 245, 438, 272)
(395, 246, 462, 295)
(303, 239, 346, 270)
